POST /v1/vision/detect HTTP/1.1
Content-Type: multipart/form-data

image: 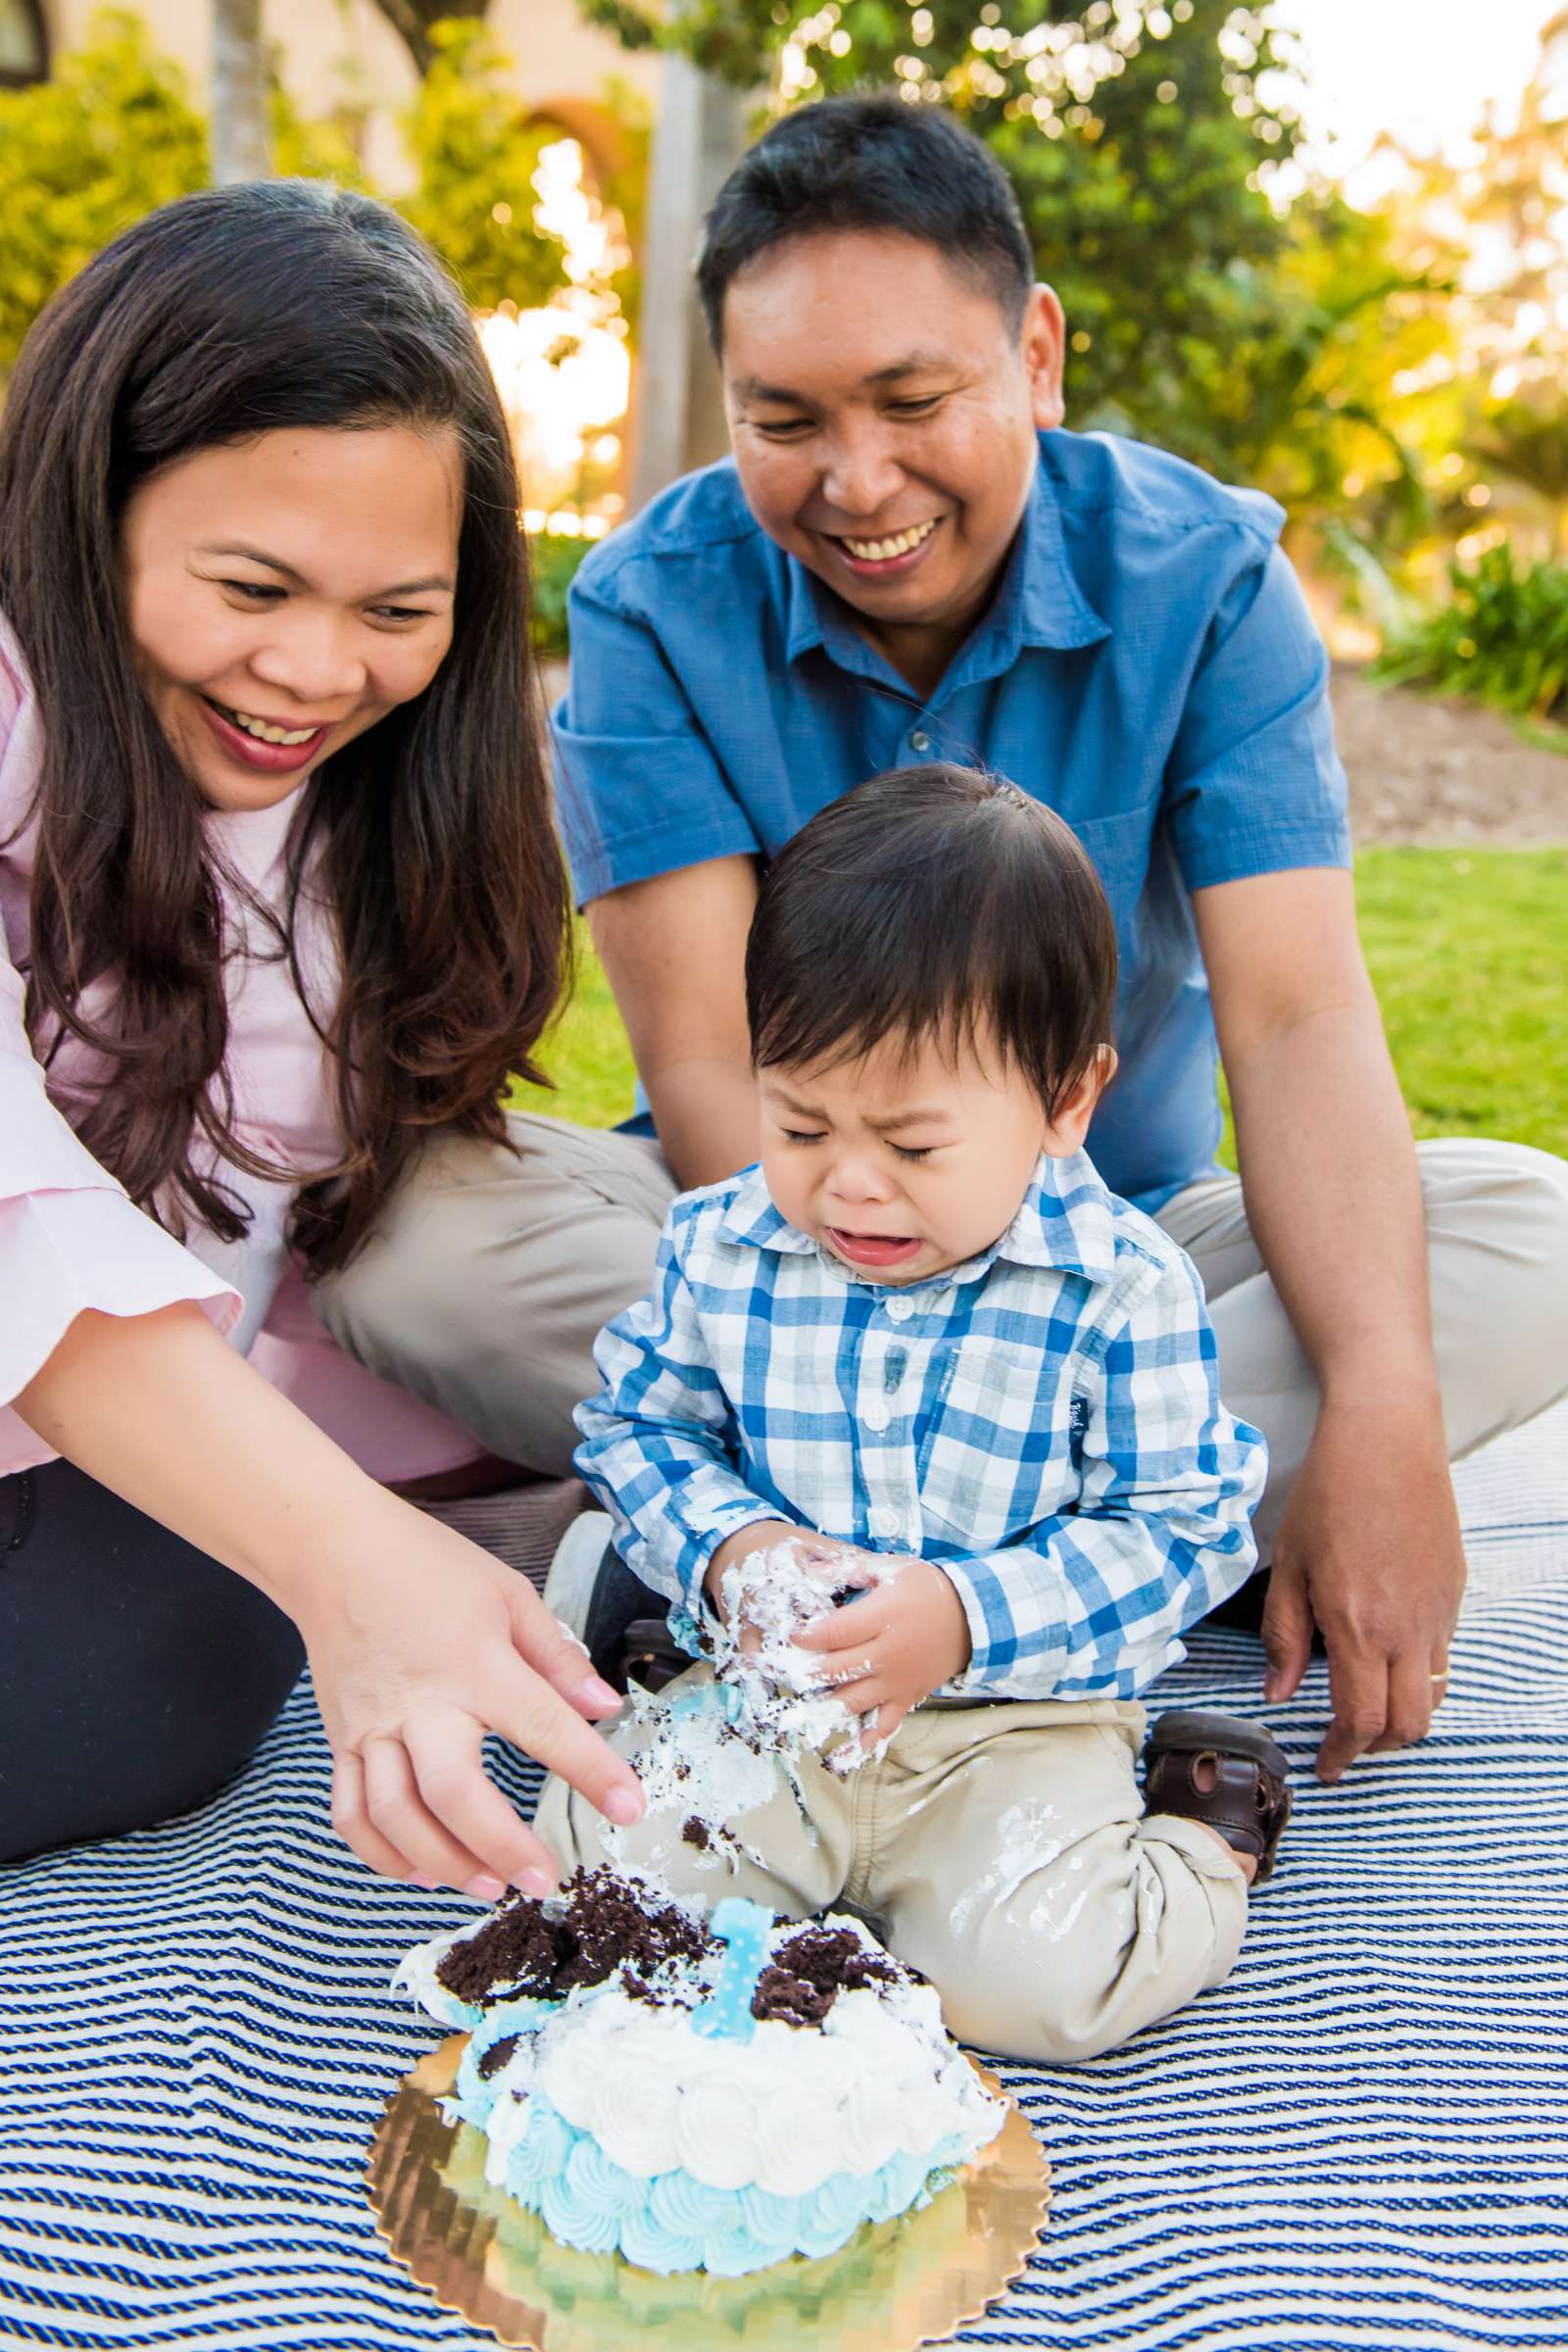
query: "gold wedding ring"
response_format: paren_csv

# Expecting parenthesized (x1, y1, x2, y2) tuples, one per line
(1431, 1670, 1449, 1684)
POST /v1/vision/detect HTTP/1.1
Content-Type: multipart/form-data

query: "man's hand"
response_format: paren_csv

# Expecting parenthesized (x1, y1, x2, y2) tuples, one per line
(794, 1558, 972, 1748)
(1262, 1391, 1466, 1782)
(1193, 870, 1462, 1788)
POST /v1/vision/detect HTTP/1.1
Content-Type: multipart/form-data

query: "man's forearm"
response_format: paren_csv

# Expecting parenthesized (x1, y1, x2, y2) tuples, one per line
(1227, 1004, 1437, 1399)
(645, 1054, 760, 1192)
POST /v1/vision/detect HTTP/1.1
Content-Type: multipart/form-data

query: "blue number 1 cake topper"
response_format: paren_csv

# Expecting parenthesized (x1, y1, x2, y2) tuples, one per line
(691, 1897, 773, 2043)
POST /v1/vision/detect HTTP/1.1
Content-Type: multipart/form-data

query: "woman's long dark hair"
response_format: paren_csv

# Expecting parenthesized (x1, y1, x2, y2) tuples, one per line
(0, 180, 568, 1275)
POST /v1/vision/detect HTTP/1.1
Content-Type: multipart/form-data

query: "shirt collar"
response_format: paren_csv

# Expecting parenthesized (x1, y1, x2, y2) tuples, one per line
(717, 1164, 817, 1253)
(781, 437, 1110, 689)
(716, 1151, 1119, 1286)
(992, 1151, 1119, 1283)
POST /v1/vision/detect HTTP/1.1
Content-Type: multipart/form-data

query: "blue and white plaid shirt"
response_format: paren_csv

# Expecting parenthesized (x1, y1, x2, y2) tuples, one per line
(574, 1152, 1266, 1701)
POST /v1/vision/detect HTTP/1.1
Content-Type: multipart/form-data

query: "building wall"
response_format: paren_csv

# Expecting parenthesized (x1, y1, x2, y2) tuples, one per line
(39, 0, 662, 189)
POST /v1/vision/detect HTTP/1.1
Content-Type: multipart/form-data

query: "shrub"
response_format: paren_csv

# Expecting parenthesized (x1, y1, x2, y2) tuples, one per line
(0, 13, 588, 386)
(528, 530, 595, 663)
(0, 12, 205, 380)
(397, 19, 567, 314)
(1371, 542, 1568, 722)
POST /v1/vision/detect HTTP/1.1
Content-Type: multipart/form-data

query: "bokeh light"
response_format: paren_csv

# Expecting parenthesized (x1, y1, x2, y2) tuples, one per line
(475, 136, 630, 538)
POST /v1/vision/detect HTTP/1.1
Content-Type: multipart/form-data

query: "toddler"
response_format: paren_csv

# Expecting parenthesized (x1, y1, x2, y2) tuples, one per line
(537, 764, 1290, 2062)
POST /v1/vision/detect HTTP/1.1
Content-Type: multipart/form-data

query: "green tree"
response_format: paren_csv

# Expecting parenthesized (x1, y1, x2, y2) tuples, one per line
(1179, 193, 1450, 538)
(1465, 402, 1568, 559)
(368, 0, 486, 78)
(580, 0, 1301, 460)
(579, 0, 1470, 546)
(0, 11, 206, 379)
(396, 19, 568, 311)
(0, 13, 597, 386)
(1379, 11, 1568, 559)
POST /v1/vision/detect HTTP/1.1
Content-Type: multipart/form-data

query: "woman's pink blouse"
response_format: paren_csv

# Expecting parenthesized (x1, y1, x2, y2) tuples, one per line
(0, 622, 481, 1484)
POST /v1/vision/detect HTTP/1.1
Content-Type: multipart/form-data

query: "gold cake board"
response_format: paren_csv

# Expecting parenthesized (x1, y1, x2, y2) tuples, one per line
(367, 2033, 1051, 2350)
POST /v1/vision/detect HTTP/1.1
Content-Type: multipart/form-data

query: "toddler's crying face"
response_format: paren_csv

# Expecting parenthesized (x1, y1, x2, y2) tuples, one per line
(757, 1025, 1102, 1286)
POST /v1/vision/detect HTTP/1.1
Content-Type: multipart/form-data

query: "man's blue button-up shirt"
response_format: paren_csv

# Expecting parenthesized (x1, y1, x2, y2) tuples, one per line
(553, 428, 1350, 1214)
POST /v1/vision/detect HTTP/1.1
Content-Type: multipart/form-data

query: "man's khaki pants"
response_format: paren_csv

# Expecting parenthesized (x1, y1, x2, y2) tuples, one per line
(316, 1116, 1568, 1539)
(532, 1665, 1249, 2063)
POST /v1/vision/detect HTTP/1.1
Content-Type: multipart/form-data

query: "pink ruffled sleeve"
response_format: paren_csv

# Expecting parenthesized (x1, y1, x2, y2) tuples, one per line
(0, 628, 241, 1476)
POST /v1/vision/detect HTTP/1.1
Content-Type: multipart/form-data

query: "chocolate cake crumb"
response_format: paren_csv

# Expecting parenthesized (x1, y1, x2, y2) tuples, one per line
(476, 2034, 518, 2081)
(750, 1925, 899, 2028)
(751, 1962, 836, 2026)
(681, 1815, 712, 1851)
(435, 1866, 712, 2007)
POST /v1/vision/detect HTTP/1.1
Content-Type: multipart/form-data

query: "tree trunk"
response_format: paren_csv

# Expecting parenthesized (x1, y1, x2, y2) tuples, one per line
(211, 0, 270, 184)
(366, 0, 488, 77)
(628, 53, 746, 513)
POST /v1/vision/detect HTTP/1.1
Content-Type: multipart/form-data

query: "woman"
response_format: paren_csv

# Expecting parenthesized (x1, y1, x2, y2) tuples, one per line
(0, 181, 656, 1886)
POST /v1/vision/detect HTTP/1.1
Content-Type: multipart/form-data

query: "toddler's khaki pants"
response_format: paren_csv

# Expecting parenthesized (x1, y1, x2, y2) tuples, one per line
(533, 1666, 1249, 2064)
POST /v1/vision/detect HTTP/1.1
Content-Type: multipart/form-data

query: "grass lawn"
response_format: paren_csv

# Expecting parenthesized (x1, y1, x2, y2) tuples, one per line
(513, 848, 1568, 1164)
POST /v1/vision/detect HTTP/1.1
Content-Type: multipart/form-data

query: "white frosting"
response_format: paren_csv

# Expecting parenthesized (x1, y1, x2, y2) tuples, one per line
(611, 1688, 781, 1863)
(713, 1541, 906, 1770)
(529, 1911, 1001, 2199)
(392, 1918, 489, 2025)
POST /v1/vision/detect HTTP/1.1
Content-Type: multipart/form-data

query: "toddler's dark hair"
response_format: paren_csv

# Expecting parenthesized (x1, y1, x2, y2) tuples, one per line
(746, 765, 1117, 1118)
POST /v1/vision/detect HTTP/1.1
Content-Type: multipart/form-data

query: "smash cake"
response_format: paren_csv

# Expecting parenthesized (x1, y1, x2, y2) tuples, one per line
(394, 1865, 1006, 2278)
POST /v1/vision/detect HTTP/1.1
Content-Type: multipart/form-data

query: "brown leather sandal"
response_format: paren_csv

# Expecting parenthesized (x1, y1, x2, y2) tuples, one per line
(1142, 1710, 1293, 1882)
(619, 1617, 692, 1695)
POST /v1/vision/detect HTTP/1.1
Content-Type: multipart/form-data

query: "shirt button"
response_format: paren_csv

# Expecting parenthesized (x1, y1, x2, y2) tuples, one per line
(885, 1296, 913, 1323)
(868, 1505, 902, 1539)
(862, 1398, 891, 1434)
(909, 730, 931, 753)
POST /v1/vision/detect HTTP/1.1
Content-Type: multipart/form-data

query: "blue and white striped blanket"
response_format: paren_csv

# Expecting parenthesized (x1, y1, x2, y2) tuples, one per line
(4, 1404, 1565, 2350)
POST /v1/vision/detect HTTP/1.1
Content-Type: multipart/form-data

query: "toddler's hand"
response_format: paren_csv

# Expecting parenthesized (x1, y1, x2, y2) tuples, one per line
(794, 1557, 972, 1748)
(704, 1522, 859, 1653)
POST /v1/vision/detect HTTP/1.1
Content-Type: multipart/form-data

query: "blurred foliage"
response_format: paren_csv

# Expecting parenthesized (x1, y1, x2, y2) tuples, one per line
(1465, 401, 1568, 551)
(587, 2, 1302, 413)
(365, 0, 484, 77)
(591, 75, 653, 327)
(0, 13, 637, 393)
(581, 0, 1451, 543)
(1177, 195, 1449, 541)
(270, 78, 370, 185)
(1371, 544, 1568, 724)
(528, 529, 596, 662)
(1356, 18, 1568, 576)
(1457, 402, 1568, 566)
(397, 19, 568, 313)
(0, 12, 205, 378)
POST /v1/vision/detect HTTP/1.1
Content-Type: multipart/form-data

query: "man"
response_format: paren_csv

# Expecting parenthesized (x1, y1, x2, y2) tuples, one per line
(549, 93, 1568, 1781)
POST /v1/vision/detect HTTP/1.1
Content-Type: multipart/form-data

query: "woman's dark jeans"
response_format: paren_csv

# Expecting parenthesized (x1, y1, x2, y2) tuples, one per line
(0, 1461, 305, 1864)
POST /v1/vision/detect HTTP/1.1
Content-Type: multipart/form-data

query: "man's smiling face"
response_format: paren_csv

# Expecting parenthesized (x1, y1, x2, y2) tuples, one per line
(721, 229, 1065, 679)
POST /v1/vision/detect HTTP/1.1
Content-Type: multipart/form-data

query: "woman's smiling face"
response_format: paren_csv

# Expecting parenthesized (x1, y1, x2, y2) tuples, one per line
(121, 423, 462, 811)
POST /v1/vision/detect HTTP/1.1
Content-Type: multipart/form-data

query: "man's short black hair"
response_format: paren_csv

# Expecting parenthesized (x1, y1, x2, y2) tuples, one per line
(747, 764, 1118, 1118)
(696, 94, 1035, 350)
